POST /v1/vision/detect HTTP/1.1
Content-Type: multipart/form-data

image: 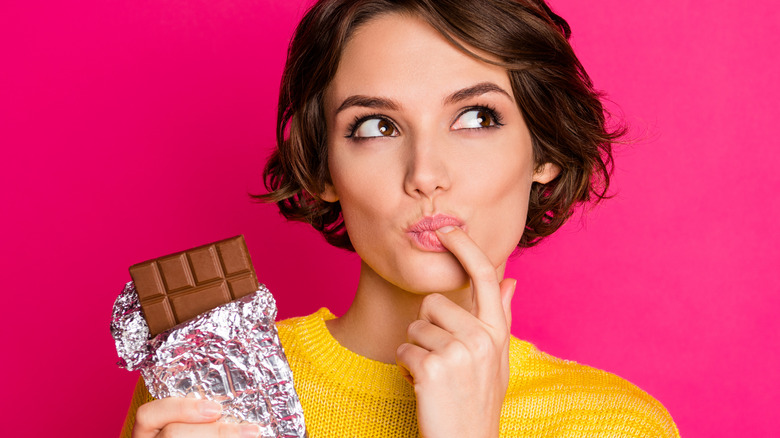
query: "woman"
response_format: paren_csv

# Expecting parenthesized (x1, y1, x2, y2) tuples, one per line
(122, 0, 678, 436)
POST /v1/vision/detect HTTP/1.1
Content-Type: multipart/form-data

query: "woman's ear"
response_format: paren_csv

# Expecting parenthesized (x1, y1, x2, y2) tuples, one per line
(532, 162, 561, 184)
(319, 184, 339, 202)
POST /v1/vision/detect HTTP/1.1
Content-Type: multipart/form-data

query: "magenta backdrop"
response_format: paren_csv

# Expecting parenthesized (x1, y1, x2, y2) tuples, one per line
(1, 0, 777, 436)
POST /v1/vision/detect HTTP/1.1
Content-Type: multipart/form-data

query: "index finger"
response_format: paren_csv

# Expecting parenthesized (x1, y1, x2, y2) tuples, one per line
(133, 397, 221, 437)
(435, 226, 505, 325)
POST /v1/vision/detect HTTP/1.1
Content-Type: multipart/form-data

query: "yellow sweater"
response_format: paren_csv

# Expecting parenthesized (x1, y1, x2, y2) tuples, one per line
(121, 308, 679, 437)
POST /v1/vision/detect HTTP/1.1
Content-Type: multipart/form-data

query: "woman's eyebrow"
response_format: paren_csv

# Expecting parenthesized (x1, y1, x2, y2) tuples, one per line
(335, 96, 401, 115)
(444, 82, 512, 105)
(334, 82, 510, 116)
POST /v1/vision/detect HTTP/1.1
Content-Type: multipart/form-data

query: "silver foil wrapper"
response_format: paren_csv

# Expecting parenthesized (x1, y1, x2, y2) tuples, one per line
(111, 282, 307, 437)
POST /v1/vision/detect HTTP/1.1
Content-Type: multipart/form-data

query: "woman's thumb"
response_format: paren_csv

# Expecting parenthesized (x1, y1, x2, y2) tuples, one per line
(498, 278, 516, 329)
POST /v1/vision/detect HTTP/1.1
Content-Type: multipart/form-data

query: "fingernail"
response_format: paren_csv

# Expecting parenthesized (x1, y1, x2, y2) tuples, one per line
(198, 400, 222, 417)
(437, 225, 456, 233)
(240, 424, 261, 438)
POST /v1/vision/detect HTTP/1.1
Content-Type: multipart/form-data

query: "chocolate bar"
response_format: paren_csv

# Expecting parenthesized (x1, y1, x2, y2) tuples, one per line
(114, 236, 307, 434)
(129, 235, 259, 336)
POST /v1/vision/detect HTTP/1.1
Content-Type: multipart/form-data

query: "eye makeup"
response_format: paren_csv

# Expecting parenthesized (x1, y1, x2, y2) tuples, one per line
(343, 103, 506, 140)
(345, 113, 399, 140)
(451, 104, 504, 130)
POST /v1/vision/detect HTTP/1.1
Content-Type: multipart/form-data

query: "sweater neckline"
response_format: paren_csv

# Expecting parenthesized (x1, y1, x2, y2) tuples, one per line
(297, 308, 417, 400)
(296, 308, 539, 400)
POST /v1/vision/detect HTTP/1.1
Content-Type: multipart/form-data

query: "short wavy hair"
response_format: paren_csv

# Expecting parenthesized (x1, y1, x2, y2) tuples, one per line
(257, 0, 620, 251)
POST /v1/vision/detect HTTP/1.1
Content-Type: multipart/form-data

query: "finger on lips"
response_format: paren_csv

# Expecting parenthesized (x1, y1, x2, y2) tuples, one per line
(434, 226, 505, 324)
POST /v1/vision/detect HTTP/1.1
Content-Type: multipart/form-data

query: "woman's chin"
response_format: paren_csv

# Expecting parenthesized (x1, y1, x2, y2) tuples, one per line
(393, 258, 473, 295)
(359, 246, 480, 296)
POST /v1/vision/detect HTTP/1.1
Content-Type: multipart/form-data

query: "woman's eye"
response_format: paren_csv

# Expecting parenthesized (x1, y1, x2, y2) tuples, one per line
(451, 109, 498, 130)
(352, 118, 398, 138)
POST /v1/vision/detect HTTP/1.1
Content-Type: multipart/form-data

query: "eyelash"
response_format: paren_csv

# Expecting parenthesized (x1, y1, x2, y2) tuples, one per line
(457, 104, 504, 129)
(344, 104, 504, 139)
(345, 113, 388, 139)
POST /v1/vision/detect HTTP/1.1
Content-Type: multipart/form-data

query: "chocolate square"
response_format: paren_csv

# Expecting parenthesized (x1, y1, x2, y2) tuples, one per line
(129, 235, 260, 336)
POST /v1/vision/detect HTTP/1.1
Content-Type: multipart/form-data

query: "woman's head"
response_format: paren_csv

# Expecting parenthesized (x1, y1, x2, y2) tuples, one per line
(260, 0, 618, 253)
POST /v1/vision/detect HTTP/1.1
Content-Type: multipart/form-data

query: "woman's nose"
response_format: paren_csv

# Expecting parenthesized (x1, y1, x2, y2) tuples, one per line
(403, 137, 451, 199)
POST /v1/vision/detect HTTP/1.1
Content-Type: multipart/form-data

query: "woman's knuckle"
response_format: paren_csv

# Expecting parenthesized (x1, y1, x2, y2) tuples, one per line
(156, 423, 178, 438)
(217, 422, 240, 438)
(407, 319, 425, 336)
(473, 340, 492, 359)
(466, 331, 494, 358)
(134, 403, 153, 430)
(421, 293, 443, 310)
(442, 340, 468, 362)
(477, 330, 495, 346)
(420, 354, 443, 376)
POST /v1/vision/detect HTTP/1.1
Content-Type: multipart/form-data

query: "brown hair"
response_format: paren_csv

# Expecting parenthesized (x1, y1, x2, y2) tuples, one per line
(257, 0, 620, 251)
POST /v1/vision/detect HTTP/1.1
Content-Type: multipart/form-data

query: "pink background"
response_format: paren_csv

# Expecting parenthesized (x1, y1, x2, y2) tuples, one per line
(1, 0, 778, 436)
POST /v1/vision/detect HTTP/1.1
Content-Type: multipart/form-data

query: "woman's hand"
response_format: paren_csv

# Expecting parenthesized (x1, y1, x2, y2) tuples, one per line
(395, 226, 516, 438)
(132, 397, 261, 438)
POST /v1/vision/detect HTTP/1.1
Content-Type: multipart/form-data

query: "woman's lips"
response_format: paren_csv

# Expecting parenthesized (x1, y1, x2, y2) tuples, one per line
(406, 215, 464, 252)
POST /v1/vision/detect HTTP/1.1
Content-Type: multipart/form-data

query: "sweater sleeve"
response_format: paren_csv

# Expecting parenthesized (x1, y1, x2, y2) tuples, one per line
(119, 377, 155, 438)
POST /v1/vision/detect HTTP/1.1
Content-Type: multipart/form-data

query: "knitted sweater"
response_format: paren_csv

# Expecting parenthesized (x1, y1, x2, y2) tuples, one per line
(120, 308, 679, 437)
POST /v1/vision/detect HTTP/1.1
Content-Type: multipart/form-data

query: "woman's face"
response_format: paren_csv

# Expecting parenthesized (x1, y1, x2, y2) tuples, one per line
(322, 13, 556, 294)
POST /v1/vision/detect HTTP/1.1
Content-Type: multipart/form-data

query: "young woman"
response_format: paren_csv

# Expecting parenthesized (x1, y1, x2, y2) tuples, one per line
(122, 0, 678, 436)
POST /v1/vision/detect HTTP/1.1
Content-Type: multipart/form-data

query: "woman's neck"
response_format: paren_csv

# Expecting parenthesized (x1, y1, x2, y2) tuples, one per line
(325, 259, 473, 364)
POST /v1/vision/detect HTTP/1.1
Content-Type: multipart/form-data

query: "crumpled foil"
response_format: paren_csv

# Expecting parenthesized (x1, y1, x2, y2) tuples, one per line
(111, 282, 307, 437)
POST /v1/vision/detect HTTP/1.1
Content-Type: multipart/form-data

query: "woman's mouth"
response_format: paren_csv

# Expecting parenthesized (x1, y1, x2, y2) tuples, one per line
(406, 214, 464, 252)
